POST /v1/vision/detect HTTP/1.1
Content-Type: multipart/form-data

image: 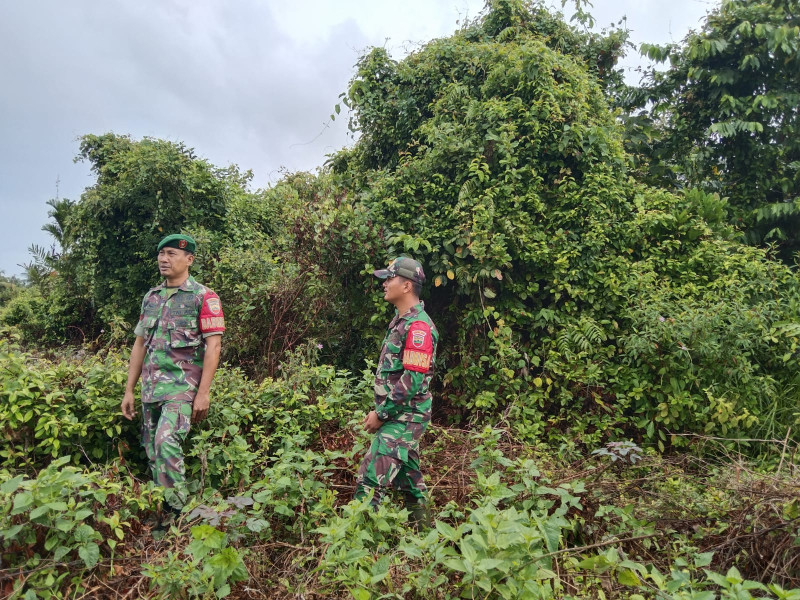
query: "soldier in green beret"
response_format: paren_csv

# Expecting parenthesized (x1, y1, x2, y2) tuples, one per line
(121, 233, 226, 521)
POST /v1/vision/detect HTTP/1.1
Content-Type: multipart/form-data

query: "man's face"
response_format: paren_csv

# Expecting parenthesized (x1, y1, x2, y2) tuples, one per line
(382, 274, 409, 304)
(158, 247, 193, 279)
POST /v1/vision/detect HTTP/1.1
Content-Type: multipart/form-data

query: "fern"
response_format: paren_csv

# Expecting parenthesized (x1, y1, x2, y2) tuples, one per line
(557, 317, 608, 357)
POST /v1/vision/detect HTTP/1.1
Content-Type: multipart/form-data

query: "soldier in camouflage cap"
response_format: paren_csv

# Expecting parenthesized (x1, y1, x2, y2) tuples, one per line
(121, 234, 225, 518)
(354, 257, 439, 529)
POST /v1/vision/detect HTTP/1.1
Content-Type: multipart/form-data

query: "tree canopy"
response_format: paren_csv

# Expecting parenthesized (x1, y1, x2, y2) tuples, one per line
(329, 0, 800, 444)
(5, 0, 800, 446)
(622, 0, 800, 258)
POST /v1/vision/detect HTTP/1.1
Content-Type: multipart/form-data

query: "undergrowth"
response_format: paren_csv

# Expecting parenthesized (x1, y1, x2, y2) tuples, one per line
(0, 336, 798, 599)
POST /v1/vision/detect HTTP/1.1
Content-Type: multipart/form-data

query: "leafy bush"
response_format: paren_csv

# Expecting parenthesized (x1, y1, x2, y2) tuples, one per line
(142, 524, 248, 599)
(0, 272, 23, 308)
(0, 335, 137, 469)
(0, 457, 157, 599)
(0, 339, 798, 597)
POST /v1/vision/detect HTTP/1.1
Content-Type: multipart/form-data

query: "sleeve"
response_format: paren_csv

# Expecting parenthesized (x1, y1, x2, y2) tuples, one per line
(133, 295, 149, 338)
(199, 291, 226, 336)
(401, 321, 434, 373)
(375, 321, 433, 421)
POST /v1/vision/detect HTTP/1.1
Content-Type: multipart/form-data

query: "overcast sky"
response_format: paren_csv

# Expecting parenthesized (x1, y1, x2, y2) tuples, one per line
(0, 0, 716, 277)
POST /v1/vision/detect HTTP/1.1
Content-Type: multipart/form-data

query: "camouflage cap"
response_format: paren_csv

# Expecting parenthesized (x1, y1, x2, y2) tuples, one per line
(373, 257, 426, 284)
(157, 234, 196, 254)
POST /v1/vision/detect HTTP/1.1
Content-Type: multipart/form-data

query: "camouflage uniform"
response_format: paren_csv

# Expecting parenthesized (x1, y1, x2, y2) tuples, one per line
(355, 302, 438, 507)
(134, 275, 225, 507)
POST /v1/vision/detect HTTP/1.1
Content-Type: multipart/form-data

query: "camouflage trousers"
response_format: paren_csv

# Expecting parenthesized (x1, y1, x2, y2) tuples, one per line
(141, 400, 192, 509)
(354, 420, 428, 505)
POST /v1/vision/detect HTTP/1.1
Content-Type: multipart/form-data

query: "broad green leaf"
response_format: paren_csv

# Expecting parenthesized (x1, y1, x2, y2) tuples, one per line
(78, 542, 100, 568)
(477, 558, 508, 572)
(74, 523, 97, 543)
(55, 518, 75, 532)
(74, 509, 93, 521)
(29, 505, 51, 520)
(2, 523, 24, 540)
(476, 575, 492, 591)
(443, 557, 467, 572)
(0, 475, 25, 494)
(44, 534, 60, 551)
(435, 520, 457, 540)
(617, 568, 641, 586)
(12, 491, 34, 514)
(693, 552, 714, 568)
(349, 589, 370, 600)
(460, 540, 478, 564)
(53, 545, 70, 562)
(534, 568, 557, 579)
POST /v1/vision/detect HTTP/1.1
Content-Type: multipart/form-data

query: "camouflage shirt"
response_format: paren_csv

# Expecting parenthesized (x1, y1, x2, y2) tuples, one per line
(134, 276, 225, 403)
(374, 302, 438, 423)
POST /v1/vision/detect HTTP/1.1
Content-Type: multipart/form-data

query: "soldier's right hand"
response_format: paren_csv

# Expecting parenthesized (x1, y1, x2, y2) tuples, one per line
(121, 391, 136, 421)
(363, 410, 384, 433)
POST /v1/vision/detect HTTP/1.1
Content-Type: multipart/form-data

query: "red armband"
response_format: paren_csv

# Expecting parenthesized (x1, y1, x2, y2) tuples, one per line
(199, 291, 226, 333)
(402, 321, 433, 373)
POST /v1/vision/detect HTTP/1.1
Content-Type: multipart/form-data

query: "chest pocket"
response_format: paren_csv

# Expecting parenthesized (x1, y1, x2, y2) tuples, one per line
(378, 328, 405, 374)
(168, 319, 202, 348)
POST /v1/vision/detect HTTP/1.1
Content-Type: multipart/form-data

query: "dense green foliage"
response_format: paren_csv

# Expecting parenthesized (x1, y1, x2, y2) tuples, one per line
(72, 133, 247, 327)
(622, 0, 800, 257)
(0, 272, 23, 308)
(330, 0, 800, 446)
(1, 335, 797, 597)
(2, 1, 800, 596)
(202, 173, 380, 377)
(5, 0, 800, 446)
(7, 134, 250, 340)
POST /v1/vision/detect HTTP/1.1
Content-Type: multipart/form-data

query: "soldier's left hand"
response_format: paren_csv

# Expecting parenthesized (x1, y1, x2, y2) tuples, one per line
(192, 393, 211, 423)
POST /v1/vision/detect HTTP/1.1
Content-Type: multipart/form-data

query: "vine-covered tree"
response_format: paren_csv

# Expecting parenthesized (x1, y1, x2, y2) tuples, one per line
(65, 134, 247, 327)
(332, 0, 800, 444)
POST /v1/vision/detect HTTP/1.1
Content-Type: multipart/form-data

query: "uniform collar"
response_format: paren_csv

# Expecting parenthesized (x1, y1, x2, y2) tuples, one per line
(153, 274, 198, 292)
(394, 301, 424, 321)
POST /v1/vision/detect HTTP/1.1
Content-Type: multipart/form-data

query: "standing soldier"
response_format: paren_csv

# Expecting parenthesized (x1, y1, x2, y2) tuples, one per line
(355, 257, 438, 529)
(121, 234, 225, 519)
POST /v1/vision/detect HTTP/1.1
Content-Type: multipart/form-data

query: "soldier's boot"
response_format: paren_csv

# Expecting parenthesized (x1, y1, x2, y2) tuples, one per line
(369, 495, 381, 512)
(151, 501, 183, 537)
(354, 484, 382, 512)
(402, 494, 432, 531)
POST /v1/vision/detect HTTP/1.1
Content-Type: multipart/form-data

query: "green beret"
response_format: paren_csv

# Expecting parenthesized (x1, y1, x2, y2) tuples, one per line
(157, 234, 196, 254)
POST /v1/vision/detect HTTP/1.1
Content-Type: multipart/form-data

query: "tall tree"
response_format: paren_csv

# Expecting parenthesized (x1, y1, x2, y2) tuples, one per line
(621, 0, 800, 259)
